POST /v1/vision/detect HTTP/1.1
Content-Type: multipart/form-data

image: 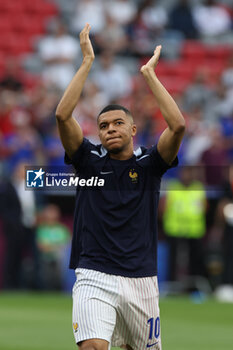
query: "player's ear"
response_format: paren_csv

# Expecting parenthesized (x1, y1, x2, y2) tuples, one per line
(132, 124, 137, 137)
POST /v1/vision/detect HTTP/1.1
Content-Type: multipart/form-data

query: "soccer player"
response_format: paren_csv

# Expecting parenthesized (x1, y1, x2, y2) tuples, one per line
(56, 24, 185, 350)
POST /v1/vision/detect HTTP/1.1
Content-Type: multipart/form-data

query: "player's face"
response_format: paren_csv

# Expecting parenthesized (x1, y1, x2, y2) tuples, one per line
(98, 110, 136, 154)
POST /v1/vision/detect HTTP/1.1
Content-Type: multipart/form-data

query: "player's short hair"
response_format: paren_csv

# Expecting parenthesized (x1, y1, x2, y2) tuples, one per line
(97, 104, 133, 123)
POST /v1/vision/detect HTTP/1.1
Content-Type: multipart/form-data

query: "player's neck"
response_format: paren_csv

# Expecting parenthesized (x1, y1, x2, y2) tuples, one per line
(109, 147, 134, 161)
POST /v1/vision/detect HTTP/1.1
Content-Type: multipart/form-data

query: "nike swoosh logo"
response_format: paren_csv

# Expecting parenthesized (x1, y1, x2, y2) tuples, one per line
(100, 171, 113, 175)
(147, 341, 159, 348)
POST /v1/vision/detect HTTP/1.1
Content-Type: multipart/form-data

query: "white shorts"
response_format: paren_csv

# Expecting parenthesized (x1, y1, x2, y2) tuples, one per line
(72, 268, 162, 350)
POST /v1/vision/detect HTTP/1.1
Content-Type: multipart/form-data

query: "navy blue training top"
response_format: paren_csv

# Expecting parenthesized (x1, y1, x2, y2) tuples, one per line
(65, 138, 178, 277)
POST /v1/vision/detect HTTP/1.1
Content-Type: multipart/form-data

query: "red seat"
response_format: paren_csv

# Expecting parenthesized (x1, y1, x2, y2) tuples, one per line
(0, 34, 33, 55)
(159, 76, 190, 95)
(156, 60, 195, 80)
(0, 16, 13, 33)
(24, 0, 58, 16)
(0, 1, 25, 14)
(206, 45, 231, 62)
(21, 72, 42, 89)
(181, 40, 207, 63)
(12, 15, 46, 35)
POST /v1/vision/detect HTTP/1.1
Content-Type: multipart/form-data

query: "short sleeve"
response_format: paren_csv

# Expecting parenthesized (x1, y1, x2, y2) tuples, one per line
(150, 145, 178, 177)
(64, 138, 92, 172)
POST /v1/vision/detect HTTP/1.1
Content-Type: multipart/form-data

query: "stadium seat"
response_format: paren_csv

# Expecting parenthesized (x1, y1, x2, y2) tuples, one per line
(0, 1, 25, 14)
(0, 34, 33, 55)
(0, 16, 13, 33)
(12, 16, 46, 35)
(206, 45, 231, 62)
(159, 76, 190, 95)
(181, 40, 207, 63)
(24, 0, 58, 16)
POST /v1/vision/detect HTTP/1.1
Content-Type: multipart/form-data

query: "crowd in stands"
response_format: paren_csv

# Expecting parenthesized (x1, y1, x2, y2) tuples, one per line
(0, 0, 233, 295)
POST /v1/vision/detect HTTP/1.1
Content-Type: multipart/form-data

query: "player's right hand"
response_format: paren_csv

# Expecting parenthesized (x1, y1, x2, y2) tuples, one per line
(79, 23, 95, 62)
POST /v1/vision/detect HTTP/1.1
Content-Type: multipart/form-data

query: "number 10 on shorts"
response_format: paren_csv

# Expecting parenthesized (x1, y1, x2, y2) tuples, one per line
(147, 317, 160, 341)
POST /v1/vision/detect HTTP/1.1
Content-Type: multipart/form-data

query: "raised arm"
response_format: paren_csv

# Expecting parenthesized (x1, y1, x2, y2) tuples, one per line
(140, 46, 185, 165)
(55, 23, 95, 158)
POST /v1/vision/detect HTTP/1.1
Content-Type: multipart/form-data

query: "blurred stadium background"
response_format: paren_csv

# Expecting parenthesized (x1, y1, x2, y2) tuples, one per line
(1, 0, 233, 349)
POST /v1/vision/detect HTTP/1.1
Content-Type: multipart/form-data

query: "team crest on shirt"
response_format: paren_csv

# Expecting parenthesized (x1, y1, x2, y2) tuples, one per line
(73, 322, 78, 333)
(129, 169, 138, 183)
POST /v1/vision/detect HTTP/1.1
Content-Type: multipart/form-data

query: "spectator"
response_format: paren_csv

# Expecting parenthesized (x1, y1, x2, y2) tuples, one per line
(183, 107, 212, 165)
(221, 53, 233, 89)
(130, 0, 182, 59)
(71, 0, 106, 35)
(204, 82, 233, 124)
(0, 58, 23, 92)
(43, 126, 65, 166)
(183, 68, 213, 112)
(0, 175, 24, 289)
(38, 20, 80, 90)
(4, 111, 44, 171)
(36, 204, 71, 290)
(162, 167, 207, 281)
(0, 90, 17, 139)
(140, 0, 168, 36)
(193, 0, 231, 38)
(12, 161, 40, 288)
(72, 80, 107, 142)
(127, 7, 153, 56)
(91, 50, 133, 103)
(106, 0, 137, 27)
(28, 84, 61, 136)
(200, 127, 229, 187)
(208, 164, 233, 287)
(94, 14, 129, 55)
(169, 0, 198, 39)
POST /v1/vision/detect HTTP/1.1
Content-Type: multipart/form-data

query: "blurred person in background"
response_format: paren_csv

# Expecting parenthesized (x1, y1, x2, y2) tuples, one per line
(200, 127, 229, 188)
(71, 0, 106, 36)
(221, 53, 233, 89)
(4, 109, 44, 172)
(72, 80, 107, 143)
(162, 167, 207, 282)
(182, 68, 214, 113)
(12, 161, 40, 289)
(127, 0, 168, 57)
(28, 84, 62, 137)
(192, 0, 232, 39)
(105, 0, 137, 27)
(36, 204, 71, 290)
(0, 57, 24, 92)
(0, 89, 45, 171)
(183, 106, 212, 165)
(169, 0, 198, 39)
(207, 164, 233, 293)
(38, 19, 80, 90)
(203, 81, 233, 125)
(0, 90, 20, 139)
(91, 49, 133, 103)
(0, 170, 24, 289)
(43, 125, 66, 166)
(140, 0, 168, 38)
(94, 14, 129, 55)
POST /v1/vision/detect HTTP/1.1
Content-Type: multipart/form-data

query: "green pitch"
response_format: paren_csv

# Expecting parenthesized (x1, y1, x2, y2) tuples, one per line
(0, 292, 232, 350)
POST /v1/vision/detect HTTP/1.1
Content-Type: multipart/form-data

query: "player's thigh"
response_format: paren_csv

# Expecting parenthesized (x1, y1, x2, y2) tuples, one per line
(78, 338, 109, 350)
(118, 276, 162, 350)
(72, 269, 117, 345)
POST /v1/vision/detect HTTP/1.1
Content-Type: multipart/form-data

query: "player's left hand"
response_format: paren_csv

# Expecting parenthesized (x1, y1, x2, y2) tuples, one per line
(140, 45, 162, 73)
